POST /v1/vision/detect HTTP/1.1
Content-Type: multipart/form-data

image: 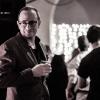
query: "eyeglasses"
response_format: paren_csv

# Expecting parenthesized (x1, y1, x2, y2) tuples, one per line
(18, 20, 37, 27)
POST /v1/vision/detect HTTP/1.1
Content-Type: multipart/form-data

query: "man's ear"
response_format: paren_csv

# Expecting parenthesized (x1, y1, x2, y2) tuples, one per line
(38, 20, 41, 26)
(17, 21, 20, 28)
(38, 20, 41, 28)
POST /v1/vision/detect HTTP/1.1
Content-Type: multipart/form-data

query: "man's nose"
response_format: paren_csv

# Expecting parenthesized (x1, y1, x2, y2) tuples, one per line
(25, 24, 31, 30)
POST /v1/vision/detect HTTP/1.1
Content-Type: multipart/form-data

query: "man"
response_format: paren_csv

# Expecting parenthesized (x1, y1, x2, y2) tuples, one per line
(77, 25, 100, 100)
(0, 6, 52, 100)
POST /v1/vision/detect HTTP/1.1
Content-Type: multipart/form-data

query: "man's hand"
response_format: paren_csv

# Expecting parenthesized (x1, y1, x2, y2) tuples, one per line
(32, 63, 52, 77)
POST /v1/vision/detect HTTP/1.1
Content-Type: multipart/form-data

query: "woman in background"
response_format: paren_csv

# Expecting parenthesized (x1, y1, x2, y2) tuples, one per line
(66, 35, 90, 100)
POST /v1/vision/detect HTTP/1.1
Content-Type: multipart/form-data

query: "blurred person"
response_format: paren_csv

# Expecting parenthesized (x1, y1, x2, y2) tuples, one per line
(0, 6, 52, 100)
(66, 35, 90, 100)
(0, 0, 26, 99)
(66, 48, 79, 100)
(77, 25, 100, 100)
(45, 45, 52, 61)
(67, 48, 80, 64)
(46, 54, 68, 100)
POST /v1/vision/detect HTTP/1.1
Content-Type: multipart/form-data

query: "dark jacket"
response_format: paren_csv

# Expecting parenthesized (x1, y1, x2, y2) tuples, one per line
(0, 33, 49, 100)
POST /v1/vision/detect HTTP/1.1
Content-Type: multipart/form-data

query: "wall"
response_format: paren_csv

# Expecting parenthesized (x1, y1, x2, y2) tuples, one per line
(27, 0, 100, 45)
(54, 0, 100, 24)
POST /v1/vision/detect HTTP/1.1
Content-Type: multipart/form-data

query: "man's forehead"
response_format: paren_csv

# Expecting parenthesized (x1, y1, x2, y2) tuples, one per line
(18, 10, 37, 20)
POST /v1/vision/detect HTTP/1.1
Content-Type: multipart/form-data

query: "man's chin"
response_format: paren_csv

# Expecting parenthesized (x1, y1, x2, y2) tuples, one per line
(24, 35, 35, 39)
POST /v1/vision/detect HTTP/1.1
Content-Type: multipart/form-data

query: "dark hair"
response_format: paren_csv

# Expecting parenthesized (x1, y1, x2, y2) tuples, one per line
(51, 54, 66, 69)
(18, 6, 41, 26)
(72, 48, 80, 58)
(78, 35, 89, 51)
(87, 25, 100, 44)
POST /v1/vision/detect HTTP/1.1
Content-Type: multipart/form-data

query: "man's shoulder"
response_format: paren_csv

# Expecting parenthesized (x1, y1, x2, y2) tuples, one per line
(4, 36, 17, 45)
(80, 51, 92, 64)
(0, 34, 20, 49)
(81, 48, 100, 63)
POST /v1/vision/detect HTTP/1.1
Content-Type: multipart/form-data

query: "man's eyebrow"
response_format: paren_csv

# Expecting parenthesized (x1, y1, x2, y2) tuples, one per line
(19, 20, 37, 22)
(18, 20, 27, 22)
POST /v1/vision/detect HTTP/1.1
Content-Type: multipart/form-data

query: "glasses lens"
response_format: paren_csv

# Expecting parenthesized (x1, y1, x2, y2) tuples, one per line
(29, 21, 37, 26)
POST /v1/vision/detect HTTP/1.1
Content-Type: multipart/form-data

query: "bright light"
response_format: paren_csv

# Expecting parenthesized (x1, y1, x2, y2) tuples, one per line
(50, 24, 91, 62)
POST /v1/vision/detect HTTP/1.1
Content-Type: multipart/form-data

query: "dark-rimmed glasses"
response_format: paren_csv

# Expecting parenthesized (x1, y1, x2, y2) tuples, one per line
(18, 20, 37, 27)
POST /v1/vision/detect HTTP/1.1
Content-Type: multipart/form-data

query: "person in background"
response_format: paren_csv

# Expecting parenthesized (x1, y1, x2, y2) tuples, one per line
(46, 54, 68, 100)
(0, 6, 52, 100)
(67, 48, 80, 64)
(45, 45, 52, 61)
(66, 35, 90, 100)
(77, 25, 100, 100)
(0, 0, 26, 99)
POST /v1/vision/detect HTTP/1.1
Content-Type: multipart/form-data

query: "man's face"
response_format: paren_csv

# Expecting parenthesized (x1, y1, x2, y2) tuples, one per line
(17, 10, 39, 39)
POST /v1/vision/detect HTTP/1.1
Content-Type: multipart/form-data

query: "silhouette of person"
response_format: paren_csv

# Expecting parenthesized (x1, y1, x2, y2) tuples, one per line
(46, 54, 68, 100)
(78, 25, 100, 100)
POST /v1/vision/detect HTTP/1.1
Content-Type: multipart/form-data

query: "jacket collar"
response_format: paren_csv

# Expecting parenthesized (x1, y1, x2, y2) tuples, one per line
(16, 32, 40, 46)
